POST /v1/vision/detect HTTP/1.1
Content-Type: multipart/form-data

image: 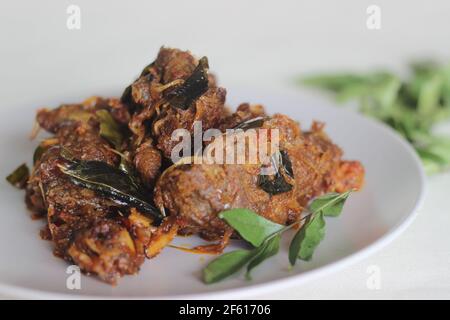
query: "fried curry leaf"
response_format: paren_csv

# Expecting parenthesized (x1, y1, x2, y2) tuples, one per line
(257, 151, 294, 195)
(33, 138, 59, 164)
(288, 212, 326, 265)
(166, 57, 209, 110)
(59, 160, 162, 220)
(120, 85, 133, 105)
(117, 153, 143, 189)
(203, 249, 256, 284)
(95, 110, 123, 149)
(233, 116, 267, 130)
(219, 208, 284, 247)
(66, 109, 95, 123)
(121, 61, 155, 105)
(6, 163, 30, 189)
(280, 150, 294, 178)
(118, 156, 138, 179)
(139, 61, 155, 77)
(59, 147, 77, 163)
(246, 234, 281, 280)
(257, 174, 292, 195)
(309, 192, 350, 217)
(33, 145, 48, 164)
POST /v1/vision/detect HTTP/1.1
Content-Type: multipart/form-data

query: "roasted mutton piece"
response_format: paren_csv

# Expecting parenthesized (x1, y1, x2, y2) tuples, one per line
(154, 114, 364, 245)
(123, 47, 227, 158)
(26, 99, 156, 284)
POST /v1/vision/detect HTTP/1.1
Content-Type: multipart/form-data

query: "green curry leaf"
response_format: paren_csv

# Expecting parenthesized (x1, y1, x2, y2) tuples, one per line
(289, 212, 326, 265)
(203, 249, 255, 284)
(246, 234, 281, 280)
(309, 192, 350, 217)
(219, 209, 284, 247)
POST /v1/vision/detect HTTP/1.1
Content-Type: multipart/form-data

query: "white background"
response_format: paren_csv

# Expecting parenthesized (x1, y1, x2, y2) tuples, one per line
(1, 0, 449, 299)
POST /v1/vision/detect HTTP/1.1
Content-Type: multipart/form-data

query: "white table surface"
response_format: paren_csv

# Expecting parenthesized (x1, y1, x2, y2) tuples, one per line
(1, 0, 449, 299)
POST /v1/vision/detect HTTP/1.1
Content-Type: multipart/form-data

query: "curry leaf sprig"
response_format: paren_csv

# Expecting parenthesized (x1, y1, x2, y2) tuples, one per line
(202, 191, 351, 284)
(301, 61, 450, 174)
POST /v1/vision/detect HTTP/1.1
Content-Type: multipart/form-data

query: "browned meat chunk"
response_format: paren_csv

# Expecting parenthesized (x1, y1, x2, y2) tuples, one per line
(68, 219, 143, 284)
(36, 97, 130, 134)
(152, 86, 227, 157)
(133, 138, 162, 186)
(154, 114, 364, 241)
(37, 146, 117, 257)
(27, 102, 152, 284)
(125, 47, 227, 158)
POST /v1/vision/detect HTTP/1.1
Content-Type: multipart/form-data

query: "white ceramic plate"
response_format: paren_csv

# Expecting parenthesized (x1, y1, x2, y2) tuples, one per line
(0, 88, 425, 299)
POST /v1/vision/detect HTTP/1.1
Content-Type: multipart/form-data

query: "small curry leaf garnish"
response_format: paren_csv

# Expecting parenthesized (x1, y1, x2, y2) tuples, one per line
(121, 61, 155, 106)
(95, 110, 123, 149)
(245, 234, 281, 280)
(309, 192, 350, 217)
(59, 147, 77, 162)
(301, 61, 450, 174)
(203, 249, 256, 284)
(219, 209, 284, 247)
(107, 148, 142, 186)
(257, 173, 293, 195)
(32, 138, 60, 165)
(58, 159, 163, 220)
(202, 190, 352, 284)
(66, 109, 95, 123)
(6, 163, 30, 189)
(166, 56, 210, 110)
(257, 150, 294, 195)
(280, 150, 294, 178)
(289, 191, 351, 265)
(118, 156, 141, 187)
(288, 212, 325, 264)
(120, 84, 133, 105)
(33, 145, 48, 164)
(117, 156, 144, 194)
(139, 61, 156, 77)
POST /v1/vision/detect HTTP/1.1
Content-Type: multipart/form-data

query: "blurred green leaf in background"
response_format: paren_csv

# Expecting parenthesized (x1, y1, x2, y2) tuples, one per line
(301, 61, 450, 174)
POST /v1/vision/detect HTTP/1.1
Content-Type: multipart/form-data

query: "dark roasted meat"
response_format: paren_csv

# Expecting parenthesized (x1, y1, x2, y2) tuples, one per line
(36, 97, 130, 134)
(125, 47, 227, 158)
(133, 138, 162, 186)
(27, 101, 151, 284)
(154, 114, 364, 241)
(68, 219, 144, 284)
